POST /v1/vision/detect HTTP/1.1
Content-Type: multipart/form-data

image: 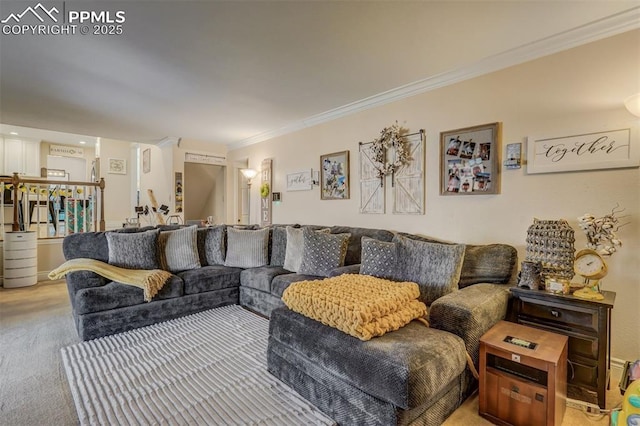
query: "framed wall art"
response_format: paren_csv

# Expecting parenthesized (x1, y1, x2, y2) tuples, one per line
(320, 150, 350, 200)
(527, 128, 637, 174)
(286, 170, 312, 191)
(142, 148, 151, 174)
(440, 122, 501, 195)
(108, 158, 127, 175)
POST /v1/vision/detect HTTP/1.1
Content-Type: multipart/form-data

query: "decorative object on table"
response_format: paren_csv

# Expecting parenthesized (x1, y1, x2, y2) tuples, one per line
(260, 158, 272, 226)
(527, 128, 637, 174)
(573, 205, 627, 300)
(440, 122, 501, 195)
(359, 125, 424, 214)
(142, 148, 151, 174)
(320, 150, 349, 200)
(517, 260, 542, 290)
(524, 218, 575, 284)
(504, 142, 522, 169)
(286, 170, 312, 191)
(544, 276, 571, 295)
(107, 158, 126, 175)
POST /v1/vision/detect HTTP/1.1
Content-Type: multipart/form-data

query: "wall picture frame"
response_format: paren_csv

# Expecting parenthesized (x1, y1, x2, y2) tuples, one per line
(527, 128, 637, 174)
(142, 148, 151, 174)
(440, 122, 501, 195)
(108, 158, 127, 175)
(286, 169, 312, 191)
(320, 150, 350, 200)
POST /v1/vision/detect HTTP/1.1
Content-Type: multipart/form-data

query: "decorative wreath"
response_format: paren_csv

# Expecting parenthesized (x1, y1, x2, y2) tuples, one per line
(371, 122, 410, 178)
(260, 182, 270, 198)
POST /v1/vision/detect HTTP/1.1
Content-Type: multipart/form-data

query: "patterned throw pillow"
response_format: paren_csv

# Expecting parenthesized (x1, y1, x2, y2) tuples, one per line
(158, 225, 201, 272)
(360, 237, 397, 279)
(203, 225, 226, 266)
(283, 226, 330, 272)
(393, 234, 465, 305)
(224, 227, 270, 268)
(298, 228, 350, 277)
(106, 228, 160, 270)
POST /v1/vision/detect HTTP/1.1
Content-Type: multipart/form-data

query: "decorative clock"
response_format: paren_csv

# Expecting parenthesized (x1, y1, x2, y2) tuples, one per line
(573, 249, 607, 300)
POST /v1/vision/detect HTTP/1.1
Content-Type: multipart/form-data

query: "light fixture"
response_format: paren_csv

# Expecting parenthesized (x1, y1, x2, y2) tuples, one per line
(240, 168, 258, 185)
(79, 140, 86, 145)
(624, 93, 640, 117)
(10, 131, 18, 135)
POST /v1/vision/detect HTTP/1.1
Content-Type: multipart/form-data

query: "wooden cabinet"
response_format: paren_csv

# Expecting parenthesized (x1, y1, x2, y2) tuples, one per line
(479, 321, 567, 426)
(509, 287, 615, 408)
(1, 137, 41, 176)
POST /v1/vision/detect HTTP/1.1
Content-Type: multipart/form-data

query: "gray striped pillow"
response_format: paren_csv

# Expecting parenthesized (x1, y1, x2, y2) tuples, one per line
(159, 225, 201, 272)
(224, 227, 270, 268)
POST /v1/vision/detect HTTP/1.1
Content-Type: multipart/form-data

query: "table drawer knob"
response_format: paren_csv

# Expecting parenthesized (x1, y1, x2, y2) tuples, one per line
(551, 310, 560, 317)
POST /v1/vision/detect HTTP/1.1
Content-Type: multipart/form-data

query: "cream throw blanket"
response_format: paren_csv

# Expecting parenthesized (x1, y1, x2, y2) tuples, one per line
(49, 258, 172, 302)
(282, 274, 427, 341)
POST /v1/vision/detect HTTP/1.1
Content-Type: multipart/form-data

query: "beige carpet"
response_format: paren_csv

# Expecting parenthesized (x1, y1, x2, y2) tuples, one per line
(0, 280, 625, 425)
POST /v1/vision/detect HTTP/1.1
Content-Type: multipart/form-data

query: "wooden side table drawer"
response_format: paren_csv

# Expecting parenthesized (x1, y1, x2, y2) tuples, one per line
(519, 298, 597, 332)
(519, 320, 599, 360)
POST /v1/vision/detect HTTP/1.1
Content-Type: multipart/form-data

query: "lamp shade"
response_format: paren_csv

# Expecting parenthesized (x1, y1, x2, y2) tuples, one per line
(624, 93, 640, 117)
(240, 168, 258, 179)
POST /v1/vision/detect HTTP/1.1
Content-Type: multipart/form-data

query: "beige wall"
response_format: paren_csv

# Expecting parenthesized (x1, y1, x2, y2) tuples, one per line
(227, 31, 640, 361)
(99, 138, 136, 229)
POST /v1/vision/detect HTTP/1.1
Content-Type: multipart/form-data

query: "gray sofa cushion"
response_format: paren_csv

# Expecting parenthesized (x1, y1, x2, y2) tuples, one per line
(329, 226, 395, 265)
(298, 228, 350, 277)
(74, 275, 184, 315)
(179, 265, 242, 295)
(240, 266, 290, 293)
(269, 307, 467, 410)
(106, 228, 160, 269)
(269, 226, 289, 266)
(459, 244, 518, 288)
(360, 237, 397, 279)
(158, 225, 201, 272)
(283, 226, 330, 272)
(224, 227, 269, 268)
(393, 234, 465, 305)
(270, 273, 323, 298)
(201, 225, 226, 266)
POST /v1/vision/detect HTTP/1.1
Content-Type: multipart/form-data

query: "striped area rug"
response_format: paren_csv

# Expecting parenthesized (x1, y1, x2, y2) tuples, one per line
(61, 305, 334, 425)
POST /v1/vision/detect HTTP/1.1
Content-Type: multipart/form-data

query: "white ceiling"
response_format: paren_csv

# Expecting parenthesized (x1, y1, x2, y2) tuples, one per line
(1, 1, 639, 149)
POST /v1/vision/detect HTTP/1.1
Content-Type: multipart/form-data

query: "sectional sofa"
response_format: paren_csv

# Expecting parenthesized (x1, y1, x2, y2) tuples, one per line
(61, 223, 518, 425)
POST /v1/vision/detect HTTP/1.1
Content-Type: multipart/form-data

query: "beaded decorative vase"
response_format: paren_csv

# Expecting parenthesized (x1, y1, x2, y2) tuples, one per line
(525, 218, 575, 281)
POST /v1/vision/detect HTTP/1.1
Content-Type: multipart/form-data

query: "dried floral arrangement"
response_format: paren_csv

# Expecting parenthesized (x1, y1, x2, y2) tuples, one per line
(577, 204, 628, 257)
(370, 122, 411, 180)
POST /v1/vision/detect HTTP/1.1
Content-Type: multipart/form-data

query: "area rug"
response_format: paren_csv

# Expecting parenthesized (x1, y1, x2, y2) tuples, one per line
(61, 305, 335, 425)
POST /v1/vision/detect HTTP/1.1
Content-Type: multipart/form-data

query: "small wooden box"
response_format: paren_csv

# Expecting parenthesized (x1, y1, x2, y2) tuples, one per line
(479, 321, 568, 426)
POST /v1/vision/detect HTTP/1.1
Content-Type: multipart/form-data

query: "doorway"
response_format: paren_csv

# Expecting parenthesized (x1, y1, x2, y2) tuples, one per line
(183, 163, 226, 225)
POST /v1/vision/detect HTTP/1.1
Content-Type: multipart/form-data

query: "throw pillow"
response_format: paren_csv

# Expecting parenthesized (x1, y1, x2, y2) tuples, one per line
(393, 234, 465, 305)
(298, 228, 350, 277)
(106, 228, 160, 270)
(270, 226, 289, 266)
(203, 225, 226, 265)
(224, 227, 270, 268)
(360, 237, 397, 280)
(158, 225, 201, 272)
(283, 226, 330, 272)
(458, 244, 517, 288)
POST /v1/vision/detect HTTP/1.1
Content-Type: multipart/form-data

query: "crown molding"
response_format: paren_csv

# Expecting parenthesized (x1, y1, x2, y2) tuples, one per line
(157, 136, 181, 148)
(228, 6, 640, 151)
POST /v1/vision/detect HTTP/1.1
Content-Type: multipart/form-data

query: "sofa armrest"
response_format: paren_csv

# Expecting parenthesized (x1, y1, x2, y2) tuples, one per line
(328, 264, 361, 277)
(429, 283, 510, 366)
(66, 271, 108, 297)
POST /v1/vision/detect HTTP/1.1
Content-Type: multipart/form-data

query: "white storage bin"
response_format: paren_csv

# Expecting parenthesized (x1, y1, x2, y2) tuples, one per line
(3, 231, 37, 288)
